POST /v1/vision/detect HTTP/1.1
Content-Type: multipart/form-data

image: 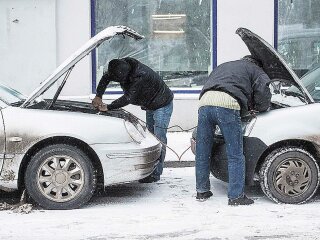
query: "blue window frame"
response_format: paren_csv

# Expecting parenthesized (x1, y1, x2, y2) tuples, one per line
(274, 0, 278, 50)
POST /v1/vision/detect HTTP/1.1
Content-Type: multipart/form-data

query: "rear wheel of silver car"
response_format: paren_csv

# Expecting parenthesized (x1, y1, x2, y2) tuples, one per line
(260, 147, 320, 204)
(25, 144, 96, 209)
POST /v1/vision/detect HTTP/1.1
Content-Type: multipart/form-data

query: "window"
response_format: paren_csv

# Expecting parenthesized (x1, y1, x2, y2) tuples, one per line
(278, 0, 320, 77)
(93, 0, 213, 90)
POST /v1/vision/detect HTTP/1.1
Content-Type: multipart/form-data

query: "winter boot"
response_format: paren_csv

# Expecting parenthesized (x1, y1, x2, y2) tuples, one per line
(196, 191, 213, 201)
(228, 195, 254, 206)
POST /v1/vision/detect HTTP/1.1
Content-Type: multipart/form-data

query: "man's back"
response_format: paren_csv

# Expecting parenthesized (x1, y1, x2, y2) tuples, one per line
(123, 58, 173, 110)
(200, 59, 271, 115)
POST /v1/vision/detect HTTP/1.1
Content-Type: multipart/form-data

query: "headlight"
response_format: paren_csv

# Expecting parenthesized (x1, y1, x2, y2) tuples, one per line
(124, 121, 146, 143)
(242, 118, 256, 136)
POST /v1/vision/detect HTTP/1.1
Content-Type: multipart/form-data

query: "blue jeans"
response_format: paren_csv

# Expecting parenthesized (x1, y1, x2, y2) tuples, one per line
(195, 106, 245, 199)
(146, 101, 173, 179)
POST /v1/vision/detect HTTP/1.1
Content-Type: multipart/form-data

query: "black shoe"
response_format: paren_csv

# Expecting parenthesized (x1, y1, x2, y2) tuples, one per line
(196, 191, 213, 201)
(138, 175, 160, 183)
(228, 195, 254, 206)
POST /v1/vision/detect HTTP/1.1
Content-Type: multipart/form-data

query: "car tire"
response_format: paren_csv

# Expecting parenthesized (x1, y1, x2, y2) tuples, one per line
(25, 144, 96, 209)
(259, 147, 320, 204)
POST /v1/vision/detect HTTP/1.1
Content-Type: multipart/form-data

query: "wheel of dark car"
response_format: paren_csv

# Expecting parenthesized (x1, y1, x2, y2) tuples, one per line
(259, 147, 320, 204)
(25, 144, 96, 209)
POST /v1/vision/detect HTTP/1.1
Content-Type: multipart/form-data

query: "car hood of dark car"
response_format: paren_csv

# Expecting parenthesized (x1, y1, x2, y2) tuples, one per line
(20, 26, 144, 108)
(236, 27, 314, 104)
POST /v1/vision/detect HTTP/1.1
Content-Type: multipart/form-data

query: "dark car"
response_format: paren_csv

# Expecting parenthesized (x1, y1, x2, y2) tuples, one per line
(191, 28, 320, 204)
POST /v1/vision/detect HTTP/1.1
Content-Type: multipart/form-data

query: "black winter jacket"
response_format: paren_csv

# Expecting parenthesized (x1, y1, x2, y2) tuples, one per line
(200, 59, 271, 116)
(96, 58, 173, 111)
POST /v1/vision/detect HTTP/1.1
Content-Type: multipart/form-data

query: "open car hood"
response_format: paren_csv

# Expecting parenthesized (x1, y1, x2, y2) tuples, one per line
(21, 26, 144, 108)
(236, 27, 314, 103)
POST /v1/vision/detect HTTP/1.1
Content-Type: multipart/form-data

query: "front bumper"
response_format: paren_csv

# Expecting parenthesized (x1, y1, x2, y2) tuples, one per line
(91, 131, 162, 186)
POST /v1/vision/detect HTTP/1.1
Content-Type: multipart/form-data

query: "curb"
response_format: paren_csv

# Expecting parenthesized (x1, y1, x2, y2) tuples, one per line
(164, 161, 195, 168)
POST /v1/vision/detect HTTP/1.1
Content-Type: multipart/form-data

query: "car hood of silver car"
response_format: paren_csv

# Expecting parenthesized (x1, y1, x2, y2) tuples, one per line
(236, 27, 314, 104)
(20, 26, 144, 108)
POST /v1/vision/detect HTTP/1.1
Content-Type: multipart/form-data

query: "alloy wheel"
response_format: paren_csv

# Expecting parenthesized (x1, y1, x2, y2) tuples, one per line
(273, 158, 311, 197)
(37, 155, 85, 202)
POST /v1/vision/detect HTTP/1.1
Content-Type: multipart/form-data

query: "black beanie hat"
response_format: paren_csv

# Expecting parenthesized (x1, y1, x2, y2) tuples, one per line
(107, 59, 131, 82)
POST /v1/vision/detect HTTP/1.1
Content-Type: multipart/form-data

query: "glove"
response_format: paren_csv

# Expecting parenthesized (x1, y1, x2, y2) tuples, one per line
(92, 96, 103, 109)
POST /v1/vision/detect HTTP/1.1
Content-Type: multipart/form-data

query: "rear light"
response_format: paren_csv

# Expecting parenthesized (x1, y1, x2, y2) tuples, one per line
(190, 138, 196, 154)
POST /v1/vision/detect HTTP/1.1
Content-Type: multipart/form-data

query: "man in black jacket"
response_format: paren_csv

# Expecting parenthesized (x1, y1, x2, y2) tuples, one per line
(92, 58, 174, 183)
(195, 56, 271, 205)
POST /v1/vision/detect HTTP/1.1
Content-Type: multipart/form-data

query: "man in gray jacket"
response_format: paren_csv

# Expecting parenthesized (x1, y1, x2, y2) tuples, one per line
(195, 55, 271, 205)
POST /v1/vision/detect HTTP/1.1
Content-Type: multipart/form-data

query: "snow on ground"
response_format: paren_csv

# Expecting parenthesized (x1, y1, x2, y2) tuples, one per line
(1, 132, 320, 240)
(1, 168, 320, 240)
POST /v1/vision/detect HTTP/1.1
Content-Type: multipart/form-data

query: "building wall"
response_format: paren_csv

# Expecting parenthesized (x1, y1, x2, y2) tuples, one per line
(217, 0, 274, 64)
(56, 0, 91, 96)
(0, 0, 275, 130)
(0, 0, 56, 95)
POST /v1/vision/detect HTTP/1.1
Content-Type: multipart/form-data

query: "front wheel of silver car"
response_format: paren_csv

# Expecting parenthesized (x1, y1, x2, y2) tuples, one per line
(25, 144, 96, 209)
(259, 147, 320, 204)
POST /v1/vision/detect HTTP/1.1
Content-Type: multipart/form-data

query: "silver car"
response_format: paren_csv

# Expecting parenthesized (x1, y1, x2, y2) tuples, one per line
(0, 26, 161, 209)
(191, 28, 320, 204)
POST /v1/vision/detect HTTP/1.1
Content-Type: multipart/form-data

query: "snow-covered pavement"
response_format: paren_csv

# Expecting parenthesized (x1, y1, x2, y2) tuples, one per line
(1, 132, 320, 240)
(1, 167, 320, 240)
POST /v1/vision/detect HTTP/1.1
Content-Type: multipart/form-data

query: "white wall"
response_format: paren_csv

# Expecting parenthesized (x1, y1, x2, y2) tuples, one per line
(0, 0, 92, 96)
(0, 0, 56, 95)
(56, 0, 92, 96)
(217, 0, 274, 64)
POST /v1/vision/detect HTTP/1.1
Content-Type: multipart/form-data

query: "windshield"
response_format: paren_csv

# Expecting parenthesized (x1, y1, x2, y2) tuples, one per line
(285, 66, 320, 103)
(0, 84, 26, 105)
(299, 67, 320, 102)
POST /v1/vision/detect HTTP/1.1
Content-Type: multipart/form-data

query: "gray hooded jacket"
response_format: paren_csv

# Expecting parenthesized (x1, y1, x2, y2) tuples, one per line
(200, 59, 272, 116)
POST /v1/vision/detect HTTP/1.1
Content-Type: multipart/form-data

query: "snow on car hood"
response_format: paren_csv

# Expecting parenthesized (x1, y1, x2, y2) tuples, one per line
(21, 26, 144, 108)
(236, 27, 314, 104)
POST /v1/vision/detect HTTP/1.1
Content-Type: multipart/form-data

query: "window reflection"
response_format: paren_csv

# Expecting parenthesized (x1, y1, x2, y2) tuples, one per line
(94, 0, 212, 89)
(278, 0, 320, 77)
